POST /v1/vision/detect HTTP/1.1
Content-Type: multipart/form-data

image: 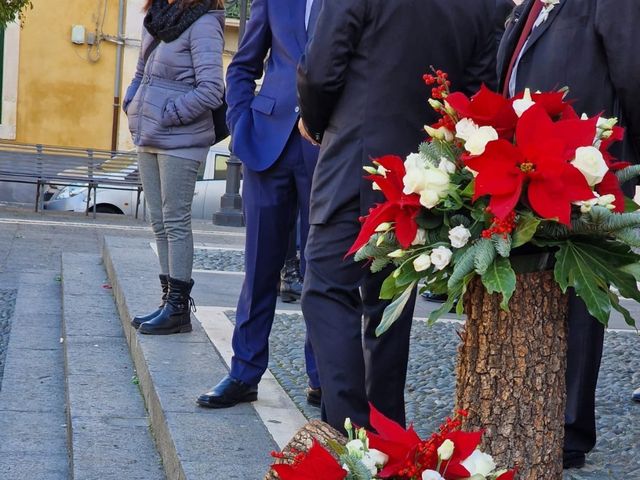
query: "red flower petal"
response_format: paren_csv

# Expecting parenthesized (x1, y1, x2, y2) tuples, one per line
(496, 468, 518, 480)
(395, 206, 420, 249)
(368, 403, 422, 478)
(271, 440, 347, 480)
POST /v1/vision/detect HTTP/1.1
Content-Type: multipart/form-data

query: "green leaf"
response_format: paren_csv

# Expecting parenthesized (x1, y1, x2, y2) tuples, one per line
(613, 227, 640, 247)
(554, 241, 612, 325)
(473, 238, 497, 275)
(428, 283, 461, 325)
(492, 234, 512, 258)
(607, 290, 638, 329)
(512, 214, 541, 248)
(327, 439, 347, 457)
(461, 179, 475, 199)
(624, 196, 639, 213)
(376, 282, 416, 336)
(379, 274, 399, 300)
(481, 257, 516, 311)
(621, 262, 640, 282)
(448, 242, 480, 290)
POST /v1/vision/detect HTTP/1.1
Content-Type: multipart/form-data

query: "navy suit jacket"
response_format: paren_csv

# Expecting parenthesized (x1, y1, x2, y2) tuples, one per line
(497, 0, 640, 167)
(226, 0, 315, 172)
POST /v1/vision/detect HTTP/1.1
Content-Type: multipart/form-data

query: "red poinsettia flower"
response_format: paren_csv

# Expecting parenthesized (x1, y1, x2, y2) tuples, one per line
(446, 85, 518, 139)
(594, 124, 627, 213)
(512, 90, 570, 118)
(271, 440, 347, 480)
(367, 403, 422, 478)
(348, 155, 422, 255)
(438, 430, 483, 479)
(465, 105, 595, 224)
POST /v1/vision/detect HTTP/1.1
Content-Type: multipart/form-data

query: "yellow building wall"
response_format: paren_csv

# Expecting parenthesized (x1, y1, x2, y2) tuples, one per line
(15, 0, 119, 150)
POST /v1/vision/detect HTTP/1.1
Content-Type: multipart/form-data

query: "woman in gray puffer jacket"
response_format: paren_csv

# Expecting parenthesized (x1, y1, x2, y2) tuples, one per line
(123, 0, 224, 335)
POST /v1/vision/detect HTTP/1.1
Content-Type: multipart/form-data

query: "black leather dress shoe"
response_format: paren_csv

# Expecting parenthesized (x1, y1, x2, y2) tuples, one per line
(563, 451, 586, 469)
(633, 387, 640, 402)
(306, 386, 321, 407)
(196, 375, 258, 408)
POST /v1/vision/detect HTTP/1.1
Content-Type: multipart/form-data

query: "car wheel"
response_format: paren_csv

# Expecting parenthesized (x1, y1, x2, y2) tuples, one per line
(94, 204, 123, 215)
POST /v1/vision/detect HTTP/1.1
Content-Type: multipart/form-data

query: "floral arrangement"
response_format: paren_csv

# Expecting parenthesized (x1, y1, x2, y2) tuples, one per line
(270, 406, 516, 480)
(349, 71, 640, 334)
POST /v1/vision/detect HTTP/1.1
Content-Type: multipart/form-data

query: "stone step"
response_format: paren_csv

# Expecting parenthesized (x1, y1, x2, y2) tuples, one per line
(61, 253, 165, 480)
(102, 235, 278, 480)
(0, 271, 69, 478)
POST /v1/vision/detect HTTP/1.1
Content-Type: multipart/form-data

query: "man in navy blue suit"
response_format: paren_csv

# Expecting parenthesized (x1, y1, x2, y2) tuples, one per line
(197, 0, 322, 408)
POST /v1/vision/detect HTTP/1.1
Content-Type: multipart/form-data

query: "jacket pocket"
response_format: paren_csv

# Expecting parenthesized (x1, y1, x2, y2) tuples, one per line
(250, 94, 276, 115)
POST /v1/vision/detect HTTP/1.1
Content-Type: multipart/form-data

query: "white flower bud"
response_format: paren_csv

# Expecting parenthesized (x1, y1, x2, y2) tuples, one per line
(413, 253, 432, 272)
(437, 439, 455, 461)
(388, 249, 406, 258)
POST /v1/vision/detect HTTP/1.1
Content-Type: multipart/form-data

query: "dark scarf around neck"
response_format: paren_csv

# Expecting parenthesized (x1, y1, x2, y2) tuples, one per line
(144, 0, 212, 42)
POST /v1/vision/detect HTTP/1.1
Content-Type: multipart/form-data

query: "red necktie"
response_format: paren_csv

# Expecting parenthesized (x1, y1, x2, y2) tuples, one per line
(502, 1, 544, 96)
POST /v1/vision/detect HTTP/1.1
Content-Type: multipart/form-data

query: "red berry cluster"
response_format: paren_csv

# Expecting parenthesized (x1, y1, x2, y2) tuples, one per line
(481, 212, 517, 239)
(397, 411, 467, 479)
(423, 69, 451, 99)
(432, 115, 456, 132)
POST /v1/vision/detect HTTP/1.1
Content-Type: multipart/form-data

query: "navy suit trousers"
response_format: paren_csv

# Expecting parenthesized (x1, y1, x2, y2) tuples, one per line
(230, 131, 319, 388)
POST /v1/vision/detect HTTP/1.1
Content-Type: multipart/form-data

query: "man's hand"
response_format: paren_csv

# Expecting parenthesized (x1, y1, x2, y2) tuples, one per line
(298, 118, 320, 146)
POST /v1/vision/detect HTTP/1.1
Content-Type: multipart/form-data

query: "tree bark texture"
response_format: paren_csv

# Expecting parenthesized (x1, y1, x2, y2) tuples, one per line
(455, 271, 568, 480)
(265, 420, 346, 480)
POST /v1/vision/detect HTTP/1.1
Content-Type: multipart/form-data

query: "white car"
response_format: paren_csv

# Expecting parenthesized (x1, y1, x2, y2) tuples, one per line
(43, 145, 233, 220)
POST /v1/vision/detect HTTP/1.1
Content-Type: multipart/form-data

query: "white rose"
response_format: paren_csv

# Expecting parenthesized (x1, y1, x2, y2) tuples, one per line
(413, 253, 432, 272)
(430, 246, 453, 271)
(512, 88, 536, 117)
(412, 228, 427, 246)
(360, 454, 378, 475)
(460, 449, 496, 477)
(455, 118, 498, 155)
(405, 152, 425, 169)
(420, 189, 441, 209)
(422, 469, 445, 480)
(465, 126, 499, 155)
(448, 225, 472, 249)
(455, 118, 478, 142)
(438, 157, 457, 174)
(367, 448, 388, 468)
(437, 439, 455, 461)
(571, 146, 608, 186)
(403, 162, 450, 209)
(346, 439, 366, 458)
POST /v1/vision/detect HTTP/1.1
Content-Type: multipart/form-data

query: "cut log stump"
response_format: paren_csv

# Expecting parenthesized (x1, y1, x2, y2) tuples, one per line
(264, 420, 346, 480)
(455, 271, 568, 480)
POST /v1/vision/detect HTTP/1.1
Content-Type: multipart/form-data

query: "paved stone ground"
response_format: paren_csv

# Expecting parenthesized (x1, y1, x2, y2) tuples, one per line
(227, 308, 640, 480)
(193, 248, 244, 272)
(0, 289, 17, 392)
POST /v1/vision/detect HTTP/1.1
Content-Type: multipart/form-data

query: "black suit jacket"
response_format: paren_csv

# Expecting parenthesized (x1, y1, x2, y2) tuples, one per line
(297, 0, 496, 224)
(496, 0, 516, 47)
(497, 0, 640, 167)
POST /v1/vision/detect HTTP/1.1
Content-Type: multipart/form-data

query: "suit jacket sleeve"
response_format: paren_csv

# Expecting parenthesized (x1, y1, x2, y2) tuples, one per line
(595, 0, 640, 159)
(225, 0, 271, 136)
(297, 0, 367, 143)
(465, 2, 499, 95)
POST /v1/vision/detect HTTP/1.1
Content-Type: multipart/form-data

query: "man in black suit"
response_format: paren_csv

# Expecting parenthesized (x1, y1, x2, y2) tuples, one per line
(297, 0, 496, 432)
(497, 0, 640, 469)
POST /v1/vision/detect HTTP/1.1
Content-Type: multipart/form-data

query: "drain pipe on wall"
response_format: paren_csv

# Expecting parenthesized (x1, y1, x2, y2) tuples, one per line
(110, 0, 125, 152)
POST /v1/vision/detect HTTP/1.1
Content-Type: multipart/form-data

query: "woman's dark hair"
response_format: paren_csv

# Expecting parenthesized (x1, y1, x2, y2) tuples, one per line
(143, 0, 225, 12)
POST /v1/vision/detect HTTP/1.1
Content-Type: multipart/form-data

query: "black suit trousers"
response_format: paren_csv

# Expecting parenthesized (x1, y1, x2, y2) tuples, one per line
(564, 293, 605, 454)
(301, 202, 415, 432)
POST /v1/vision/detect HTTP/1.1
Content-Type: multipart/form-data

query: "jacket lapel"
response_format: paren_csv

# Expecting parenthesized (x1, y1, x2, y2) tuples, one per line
(498, 0, 535, 83)
(520, 0, 567, 57)
(288, 0, 307, 55)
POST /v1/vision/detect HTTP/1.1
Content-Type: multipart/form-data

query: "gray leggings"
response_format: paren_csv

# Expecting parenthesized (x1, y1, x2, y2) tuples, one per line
(138, 152, 201, 282)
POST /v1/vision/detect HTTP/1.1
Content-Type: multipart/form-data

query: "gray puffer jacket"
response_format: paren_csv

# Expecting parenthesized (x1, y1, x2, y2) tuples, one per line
(124, 10, 225, 149)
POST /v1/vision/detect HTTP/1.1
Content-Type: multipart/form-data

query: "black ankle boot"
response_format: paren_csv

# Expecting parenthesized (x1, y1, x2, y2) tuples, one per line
(279, 257, 303, 303)
(139, 277, 195, 335)
(131, 274, 169, 329)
